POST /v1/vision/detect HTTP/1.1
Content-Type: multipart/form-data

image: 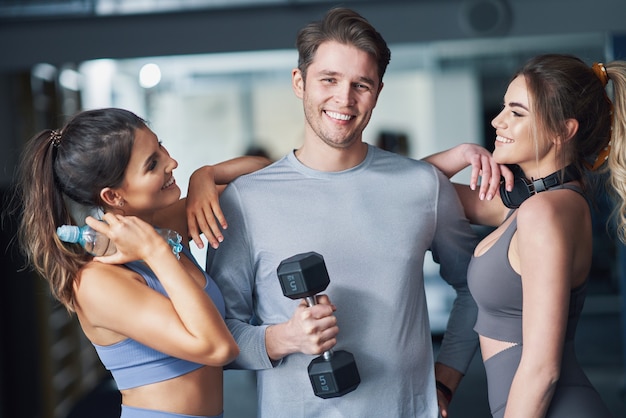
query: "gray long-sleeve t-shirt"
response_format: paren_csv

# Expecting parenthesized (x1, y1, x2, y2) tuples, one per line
(207, 145, 478, 418)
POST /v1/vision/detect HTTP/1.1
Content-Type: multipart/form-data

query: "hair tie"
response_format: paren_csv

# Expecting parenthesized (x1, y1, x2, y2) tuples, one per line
(585, 62, 613, 171)
(589, 140, 611, 171)
(50, 130, 62, 147)
(592, 62, 609, 87)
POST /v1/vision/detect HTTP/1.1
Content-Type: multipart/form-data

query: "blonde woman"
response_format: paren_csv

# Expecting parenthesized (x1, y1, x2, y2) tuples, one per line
(426, 55, 625, 417)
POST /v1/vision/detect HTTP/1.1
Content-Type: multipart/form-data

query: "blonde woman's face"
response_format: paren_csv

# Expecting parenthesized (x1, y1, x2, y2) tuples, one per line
(491, 76, 533, 165)
(491, 76, 556, 178)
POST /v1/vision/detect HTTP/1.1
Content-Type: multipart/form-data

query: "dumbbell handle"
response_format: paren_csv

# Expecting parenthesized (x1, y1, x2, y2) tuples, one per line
(304, 295, 333, 361)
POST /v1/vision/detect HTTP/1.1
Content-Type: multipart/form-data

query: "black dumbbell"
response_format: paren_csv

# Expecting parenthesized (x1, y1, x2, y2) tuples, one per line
(277, 252, 361, 399)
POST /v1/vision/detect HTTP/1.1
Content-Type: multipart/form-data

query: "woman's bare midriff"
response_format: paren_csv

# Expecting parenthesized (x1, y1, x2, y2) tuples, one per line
(480, 335, 518, 362)
(121, 365, 223, 416)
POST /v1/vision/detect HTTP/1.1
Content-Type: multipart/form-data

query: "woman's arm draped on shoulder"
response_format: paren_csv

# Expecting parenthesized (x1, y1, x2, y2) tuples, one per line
(212, 156, 272, 184)
(423, 143, 513, 226)
(187, 156, 272, 249)
(80, 214, 239, 366)
(424, 143, 513, 199)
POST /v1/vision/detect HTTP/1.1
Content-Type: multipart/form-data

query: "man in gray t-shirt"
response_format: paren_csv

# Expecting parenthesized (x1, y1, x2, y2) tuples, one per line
(193, 7, 479, 418)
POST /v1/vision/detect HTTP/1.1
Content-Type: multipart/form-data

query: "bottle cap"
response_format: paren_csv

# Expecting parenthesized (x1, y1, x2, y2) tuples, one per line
(57, 225, 80, 243)
(167, 232, 183, 260)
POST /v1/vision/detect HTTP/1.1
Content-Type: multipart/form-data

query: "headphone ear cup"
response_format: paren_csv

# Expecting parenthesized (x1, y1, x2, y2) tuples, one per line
(500, 176, 533, 209)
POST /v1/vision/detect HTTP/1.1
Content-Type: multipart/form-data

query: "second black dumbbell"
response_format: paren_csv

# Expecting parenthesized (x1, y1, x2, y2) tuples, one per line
(277, 251, 361, 399)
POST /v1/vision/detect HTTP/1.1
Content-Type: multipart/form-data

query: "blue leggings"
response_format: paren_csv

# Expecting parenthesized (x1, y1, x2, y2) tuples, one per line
(120, 405, 223, 418)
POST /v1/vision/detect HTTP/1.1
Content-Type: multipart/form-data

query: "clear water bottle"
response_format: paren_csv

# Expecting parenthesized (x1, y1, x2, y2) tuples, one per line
(56, 223, 183, 259)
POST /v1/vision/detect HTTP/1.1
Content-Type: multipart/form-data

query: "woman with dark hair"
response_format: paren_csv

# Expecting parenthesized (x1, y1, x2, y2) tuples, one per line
(14, 107, 269, 418)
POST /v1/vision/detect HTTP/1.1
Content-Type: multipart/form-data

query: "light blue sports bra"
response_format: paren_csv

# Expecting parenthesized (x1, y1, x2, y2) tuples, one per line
(92, 246, 226, 390)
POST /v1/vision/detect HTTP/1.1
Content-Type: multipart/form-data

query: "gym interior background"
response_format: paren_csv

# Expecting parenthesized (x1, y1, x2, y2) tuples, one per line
(0, 1, 624, 417)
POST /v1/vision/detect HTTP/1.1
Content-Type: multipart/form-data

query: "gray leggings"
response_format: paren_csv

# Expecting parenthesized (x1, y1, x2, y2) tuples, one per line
(484, 342, 612, 417)
(120, 405, 223, 418)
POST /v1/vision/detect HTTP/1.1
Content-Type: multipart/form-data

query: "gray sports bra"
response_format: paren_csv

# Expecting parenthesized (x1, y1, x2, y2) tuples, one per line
(467, 185, 588, 344)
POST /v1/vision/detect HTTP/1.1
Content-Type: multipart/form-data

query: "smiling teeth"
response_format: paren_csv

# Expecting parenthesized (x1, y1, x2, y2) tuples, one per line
(326, 111, 352, 121)
(162, 177, 175, 189)
(496, 135, 514, 144)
